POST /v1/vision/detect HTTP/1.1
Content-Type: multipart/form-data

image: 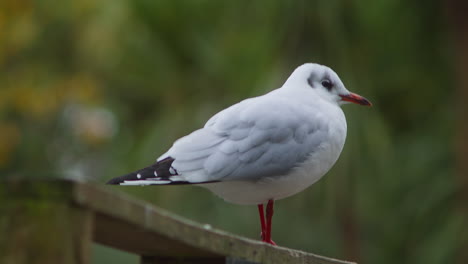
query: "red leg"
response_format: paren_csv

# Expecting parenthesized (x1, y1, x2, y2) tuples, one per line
(265, 199, 277, 245)
(257, 204, 266, 240)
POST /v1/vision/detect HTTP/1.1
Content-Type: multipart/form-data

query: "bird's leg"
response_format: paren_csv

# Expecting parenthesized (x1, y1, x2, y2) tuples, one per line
(265, 199, 277, 245)
(257, 204, 266, 240)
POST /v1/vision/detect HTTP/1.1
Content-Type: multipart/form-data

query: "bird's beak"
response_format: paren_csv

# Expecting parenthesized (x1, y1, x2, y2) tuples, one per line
(340, 93, 372, 106)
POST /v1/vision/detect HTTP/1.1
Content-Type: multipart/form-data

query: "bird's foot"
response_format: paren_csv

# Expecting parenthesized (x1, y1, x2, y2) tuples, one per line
(260, 232, 276, 245)
(262, 238, 277, 245)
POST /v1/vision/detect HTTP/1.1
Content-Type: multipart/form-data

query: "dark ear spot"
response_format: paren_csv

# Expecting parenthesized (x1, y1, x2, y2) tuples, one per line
(307, 74, 315, 88)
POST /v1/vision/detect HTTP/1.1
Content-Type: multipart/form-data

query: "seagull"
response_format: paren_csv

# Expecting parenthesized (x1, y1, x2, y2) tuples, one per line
(107, 63, 371, 245)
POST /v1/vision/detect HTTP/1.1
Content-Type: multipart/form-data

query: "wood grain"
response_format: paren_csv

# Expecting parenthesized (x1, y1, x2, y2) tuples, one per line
(0, 179, 356, 264)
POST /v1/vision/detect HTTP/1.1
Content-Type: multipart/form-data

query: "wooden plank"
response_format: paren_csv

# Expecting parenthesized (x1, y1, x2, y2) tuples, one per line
(0, 179, 93, 264)
(141, 256, 226, 264)
(0, 179, 355, 264)
(93, 212, 217, 256)
(140, 256, 259, 264)
(225, 258, 260, 264)
(72, 181, 354, 264)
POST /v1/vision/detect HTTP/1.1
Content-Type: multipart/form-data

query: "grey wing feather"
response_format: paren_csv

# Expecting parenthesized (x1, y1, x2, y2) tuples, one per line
(161, 95, 329, 183)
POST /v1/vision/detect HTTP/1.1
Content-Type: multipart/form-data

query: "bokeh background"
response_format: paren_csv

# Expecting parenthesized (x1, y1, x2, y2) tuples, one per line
(1, 0, 467, 263)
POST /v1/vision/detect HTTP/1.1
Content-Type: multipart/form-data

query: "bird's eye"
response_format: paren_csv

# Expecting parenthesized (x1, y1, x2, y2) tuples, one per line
(321, 79, 333, 90)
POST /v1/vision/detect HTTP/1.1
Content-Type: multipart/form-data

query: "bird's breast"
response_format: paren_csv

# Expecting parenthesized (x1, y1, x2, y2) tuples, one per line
(203, 125, 347, 205)
(202, 102, 348, 205)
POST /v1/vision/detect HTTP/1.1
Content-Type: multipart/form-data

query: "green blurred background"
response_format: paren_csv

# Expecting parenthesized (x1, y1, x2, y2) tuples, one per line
(1, 0, 466, 263)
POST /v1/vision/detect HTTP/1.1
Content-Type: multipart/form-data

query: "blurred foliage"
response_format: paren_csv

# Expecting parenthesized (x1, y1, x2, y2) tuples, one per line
(0, 0, 461, 263)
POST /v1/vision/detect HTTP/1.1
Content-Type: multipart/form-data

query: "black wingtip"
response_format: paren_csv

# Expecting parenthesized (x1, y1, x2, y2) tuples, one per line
(106, 177, 124, 185)
(106, 170, 143, 185)
(106, 157, 178, 185)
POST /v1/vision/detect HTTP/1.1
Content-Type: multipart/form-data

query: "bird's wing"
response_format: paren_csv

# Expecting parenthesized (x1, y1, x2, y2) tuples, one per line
(163, 95, 331, 183)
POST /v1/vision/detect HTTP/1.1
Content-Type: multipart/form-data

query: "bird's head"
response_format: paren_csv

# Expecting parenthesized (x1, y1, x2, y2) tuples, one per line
(284, 63, 372, 107)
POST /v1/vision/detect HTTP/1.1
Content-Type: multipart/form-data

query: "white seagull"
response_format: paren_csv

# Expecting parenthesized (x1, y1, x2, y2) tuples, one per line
(107, 63, 371, 245)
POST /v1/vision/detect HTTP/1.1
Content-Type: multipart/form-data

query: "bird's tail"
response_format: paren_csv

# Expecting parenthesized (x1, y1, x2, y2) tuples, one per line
(106, 157, 188, 185)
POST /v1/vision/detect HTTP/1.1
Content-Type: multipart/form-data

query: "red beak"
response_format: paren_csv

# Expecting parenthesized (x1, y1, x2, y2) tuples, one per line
(340, 93, 372, 106)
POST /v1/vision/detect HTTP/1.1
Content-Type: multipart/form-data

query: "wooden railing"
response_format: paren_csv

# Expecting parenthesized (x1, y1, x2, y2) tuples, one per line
(0, 179, 355, 264)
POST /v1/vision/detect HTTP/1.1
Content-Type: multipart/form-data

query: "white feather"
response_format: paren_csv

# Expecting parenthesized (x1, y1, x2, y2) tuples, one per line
(120, 180, 171, 186)
(150, 63, 354, 204)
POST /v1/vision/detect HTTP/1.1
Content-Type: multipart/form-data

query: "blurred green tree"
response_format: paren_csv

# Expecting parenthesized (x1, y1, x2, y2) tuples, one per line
(0, 0, 460, 264)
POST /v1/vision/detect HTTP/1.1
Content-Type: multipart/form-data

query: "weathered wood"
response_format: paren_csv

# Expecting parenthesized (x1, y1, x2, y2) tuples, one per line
(141, 256, 259, 264)
(0, 179, 355, 264)
(0, 179, 93, 264)
(141, 256, 226, 264)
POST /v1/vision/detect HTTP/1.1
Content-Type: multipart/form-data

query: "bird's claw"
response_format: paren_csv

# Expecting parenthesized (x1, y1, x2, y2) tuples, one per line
(260, 232, 276, 245)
